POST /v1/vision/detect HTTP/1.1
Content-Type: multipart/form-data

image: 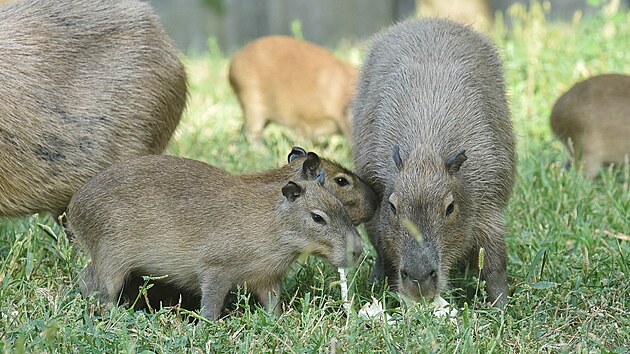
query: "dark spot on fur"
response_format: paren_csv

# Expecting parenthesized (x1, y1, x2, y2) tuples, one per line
(50, 9, 76, 28)
(78, 140, 94, 154)
(34, 133, 66, 163)
(56, 110, 78, 123)
(34, 146, 65, 163)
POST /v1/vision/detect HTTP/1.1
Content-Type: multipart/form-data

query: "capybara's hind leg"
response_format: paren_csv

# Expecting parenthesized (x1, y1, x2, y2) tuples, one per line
(102, 274, 127, 305)
(78, 264, 106, 301)
(82, 264, 127, 305)
(241, 91, 268, 142)
(583, 152, 603, 179)
(200, 272, 231, 321)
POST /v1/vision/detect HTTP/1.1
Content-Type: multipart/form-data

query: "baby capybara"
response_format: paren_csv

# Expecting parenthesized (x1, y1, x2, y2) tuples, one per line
(66, 153, 362, 320)
(240, 147, 376, 225)
(121, 147, 375, 312)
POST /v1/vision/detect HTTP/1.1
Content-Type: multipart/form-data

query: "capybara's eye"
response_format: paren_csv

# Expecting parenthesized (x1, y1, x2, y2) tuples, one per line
(335, 177, 350, 186)
(445, 202, 455, 217)
(311, 212, 326, 225)
(389, 202, 397, 215)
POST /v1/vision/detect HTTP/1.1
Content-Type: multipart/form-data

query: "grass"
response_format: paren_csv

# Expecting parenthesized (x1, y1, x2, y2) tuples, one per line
(1, 3, 629, 352)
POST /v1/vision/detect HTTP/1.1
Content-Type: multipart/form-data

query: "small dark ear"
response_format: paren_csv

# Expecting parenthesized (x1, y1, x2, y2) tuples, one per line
(301, 152, 321, 180)
(282, 181, 303, 202)
(288, 146, 307, 163)
(314, 169, 326, 186)
(393, 145, 403, 170)
(446, 150, 467, 174)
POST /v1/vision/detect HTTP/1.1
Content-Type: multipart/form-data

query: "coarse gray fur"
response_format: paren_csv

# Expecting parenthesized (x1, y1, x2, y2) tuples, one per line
(352, 18, 515, 306)
(66, 154, 362, 320)
(0, 0, 187, 217)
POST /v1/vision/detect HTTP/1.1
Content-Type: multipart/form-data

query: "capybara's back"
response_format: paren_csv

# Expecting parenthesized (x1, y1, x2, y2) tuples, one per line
(550, 74, 630, 178)
(0, 0, 187, 217)
(229, 35, 357, 141)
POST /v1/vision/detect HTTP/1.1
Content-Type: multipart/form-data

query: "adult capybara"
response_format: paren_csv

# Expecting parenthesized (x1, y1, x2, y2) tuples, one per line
(550, 73, 630, 178)
(229, 35, 357, 141)
(353, 18, 516, 307)
(66, 153, 362, 320)
(0, 0, 187, 218)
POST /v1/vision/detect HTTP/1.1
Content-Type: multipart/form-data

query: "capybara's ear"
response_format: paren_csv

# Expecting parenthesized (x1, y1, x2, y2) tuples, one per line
(314, 169, 326, 186)
(301, 152, 321, 180)
(282, 181, 303, 202)
(445, 150, 467, 175)
(288, 146, 308, 163)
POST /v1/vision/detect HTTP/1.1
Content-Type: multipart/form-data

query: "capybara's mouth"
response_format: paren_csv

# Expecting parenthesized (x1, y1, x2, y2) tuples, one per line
(324, 251, 351, 268)
(399, 278, 441, 303)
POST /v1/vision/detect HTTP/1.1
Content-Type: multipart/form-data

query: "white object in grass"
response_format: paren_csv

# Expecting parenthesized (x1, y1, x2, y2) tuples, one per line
(338, 268, 351, 313)
(432, 295, 458, 321)
(358, 297, 395, 324)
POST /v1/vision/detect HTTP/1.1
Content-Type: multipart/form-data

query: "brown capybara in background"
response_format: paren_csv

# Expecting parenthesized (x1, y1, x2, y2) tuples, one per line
(229, 35, 357, 141)
(65, 153, 363, 320)
(417, 0, 493, 33)
(353, 18, 516, 307)
(550, 73, 630, 178)
(0, 0, 187, 218)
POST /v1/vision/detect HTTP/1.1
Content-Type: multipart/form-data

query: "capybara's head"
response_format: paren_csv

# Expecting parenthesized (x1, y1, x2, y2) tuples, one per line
(288, 147, 377, 225)
(282, 152, 363, 268)
(381, 145, 473, 301)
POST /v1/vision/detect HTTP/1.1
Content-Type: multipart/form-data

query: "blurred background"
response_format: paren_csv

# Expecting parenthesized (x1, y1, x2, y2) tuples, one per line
(149, 0, 630, 54)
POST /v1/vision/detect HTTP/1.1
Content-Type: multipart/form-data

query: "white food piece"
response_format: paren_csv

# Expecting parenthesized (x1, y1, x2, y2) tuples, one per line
(358, 297, 396, 324)
(432, 295, 459, 321)
(337, 268, 351, 313)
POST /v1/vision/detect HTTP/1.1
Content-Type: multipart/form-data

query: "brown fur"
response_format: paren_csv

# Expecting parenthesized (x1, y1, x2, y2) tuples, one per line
(550, 73, 630, 178)
(119, 147, 375, 312)
(240, 147, 377, 225)
(0, 0, 187, 217)
(353, 19, 515, 307)
(66, 154, 362, 320)
(229, 35, 357, 141)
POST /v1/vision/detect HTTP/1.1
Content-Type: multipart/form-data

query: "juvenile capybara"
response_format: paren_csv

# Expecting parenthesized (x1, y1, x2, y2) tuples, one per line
(229, 35, 357, 141)
(550, 73, 630, 178)
(119, 146, 375, 312)
(353, 18, 516, 307)
(0, 0, 187, 218)
(240, 147, 376, 225)
(66, 153, 362, 320)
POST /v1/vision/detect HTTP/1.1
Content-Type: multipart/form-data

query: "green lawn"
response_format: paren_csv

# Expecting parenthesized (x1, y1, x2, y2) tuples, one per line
(1, 3, 629, 352)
